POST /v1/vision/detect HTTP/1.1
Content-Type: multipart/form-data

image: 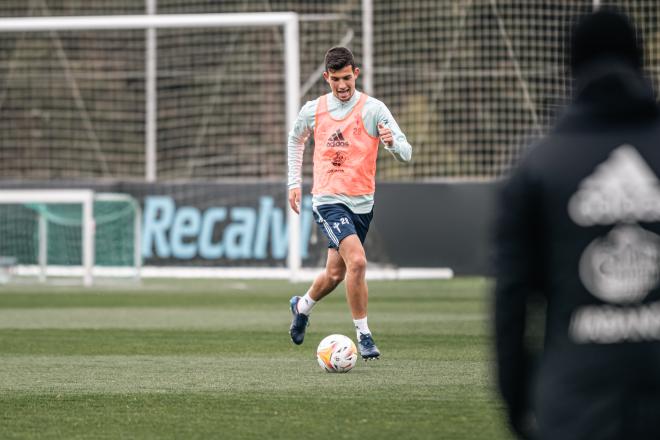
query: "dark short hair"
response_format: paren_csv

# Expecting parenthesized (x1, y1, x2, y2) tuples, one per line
(324, 47, 357, 72)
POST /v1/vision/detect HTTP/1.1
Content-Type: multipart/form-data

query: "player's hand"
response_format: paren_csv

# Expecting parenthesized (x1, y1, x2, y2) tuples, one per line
(378, 123, 393, 147)
(288, 188, 301, 214)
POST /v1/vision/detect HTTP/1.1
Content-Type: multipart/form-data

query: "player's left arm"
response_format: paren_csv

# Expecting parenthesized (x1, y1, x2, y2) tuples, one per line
(373, 102, 412, 163)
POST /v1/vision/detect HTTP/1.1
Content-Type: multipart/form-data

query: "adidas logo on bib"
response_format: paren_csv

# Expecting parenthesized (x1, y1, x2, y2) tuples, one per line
(326, 129, 349, 148)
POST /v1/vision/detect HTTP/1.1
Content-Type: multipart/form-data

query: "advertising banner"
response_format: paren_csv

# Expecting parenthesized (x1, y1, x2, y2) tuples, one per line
(0, 180, 496, 274)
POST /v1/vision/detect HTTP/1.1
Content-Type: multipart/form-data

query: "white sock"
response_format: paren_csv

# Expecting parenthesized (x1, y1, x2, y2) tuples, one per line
(353, 317, 371, 339)
(296, 292, 316, 315)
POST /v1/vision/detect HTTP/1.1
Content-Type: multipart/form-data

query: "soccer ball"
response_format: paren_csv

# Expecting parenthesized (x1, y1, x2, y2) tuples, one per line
(316, 334, 358, 373)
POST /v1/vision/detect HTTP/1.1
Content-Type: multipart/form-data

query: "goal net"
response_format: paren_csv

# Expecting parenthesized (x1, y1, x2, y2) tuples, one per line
(0, 13, 298, 181)
(0, 1, 656, 279)
(0, 10, 306, 278)
(0, 190, 141, 286)
(1, 1, 655, 183)
(371, 0, 660, 180)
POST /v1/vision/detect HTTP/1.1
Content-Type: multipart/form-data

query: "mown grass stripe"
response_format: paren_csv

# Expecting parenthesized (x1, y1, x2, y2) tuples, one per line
(0, 278, 511, 439)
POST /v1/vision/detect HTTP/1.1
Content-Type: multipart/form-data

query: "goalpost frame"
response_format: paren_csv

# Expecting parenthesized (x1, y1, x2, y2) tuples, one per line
(0, 190, 142, 287)
(0, 189, 95, 286)
(0, 12, 303, 281)
(0, 13, 301, 181)
(0, 189, 142, 286)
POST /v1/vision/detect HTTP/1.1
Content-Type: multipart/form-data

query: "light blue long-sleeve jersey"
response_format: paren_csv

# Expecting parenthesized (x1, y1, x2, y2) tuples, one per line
(287, 90, 412, 214)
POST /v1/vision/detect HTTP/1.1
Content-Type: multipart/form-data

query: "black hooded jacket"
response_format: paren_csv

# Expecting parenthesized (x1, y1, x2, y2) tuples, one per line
(493, 11, 660, 440)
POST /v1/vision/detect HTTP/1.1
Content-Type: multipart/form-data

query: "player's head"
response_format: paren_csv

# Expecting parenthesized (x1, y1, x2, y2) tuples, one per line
(324, 46, 357, 72)
(323, 46, 360, 102)
(570, 8, 642, 75)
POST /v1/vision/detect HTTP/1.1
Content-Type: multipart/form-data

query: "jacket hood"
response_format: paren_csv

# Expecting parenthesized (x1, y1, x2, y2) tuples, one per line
(575, 58, 657, 116)
(558, 9, 658, 126)
(570, 9, 642, 76)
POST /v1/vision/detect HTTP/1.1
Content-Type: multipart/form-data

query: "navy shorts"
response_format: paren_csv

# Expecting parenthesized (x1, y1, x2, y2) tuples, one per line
(312, 203, 373, 249)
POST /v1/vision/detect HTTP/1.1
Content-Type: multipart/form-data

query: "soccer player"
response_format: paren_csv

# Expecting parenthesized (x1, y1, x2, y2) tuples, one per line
(287, 46, 412, 360)
(494, 9, 660, 440)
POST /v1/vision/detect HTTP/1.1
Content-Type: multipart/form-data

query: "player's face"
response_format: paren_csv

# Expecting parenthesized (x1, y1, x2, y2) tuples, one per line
(323, 65, 359, 102)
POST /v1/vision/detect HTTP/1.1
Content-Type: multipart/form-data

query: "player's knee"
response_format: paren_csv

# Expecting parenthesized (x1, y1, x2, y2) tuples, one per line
(326, 267, 345, 286)
(346, 255, 367, 275)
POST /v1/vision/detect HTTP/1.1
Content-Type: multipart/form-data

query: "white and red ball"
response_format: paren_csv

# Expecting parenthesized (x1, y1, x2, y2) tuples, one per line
(316, 334, 358, 373)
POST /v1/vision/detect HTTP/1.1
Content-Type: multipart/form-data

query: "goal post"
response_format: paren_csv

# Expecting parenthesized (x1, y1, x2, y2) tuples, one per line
(0, 190, 94, 285)
(0, 189, 141, 286)
(0, 13, 303, 281)
(0, 13, 301, 180)
(95, 192, 143, 283)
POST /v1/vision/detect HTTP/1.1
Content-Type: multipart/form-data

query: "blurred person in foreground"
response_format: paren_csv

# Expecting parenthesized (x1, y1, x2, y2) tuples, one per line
(287, 47, 412, 359)
(494, 8, 660, 440)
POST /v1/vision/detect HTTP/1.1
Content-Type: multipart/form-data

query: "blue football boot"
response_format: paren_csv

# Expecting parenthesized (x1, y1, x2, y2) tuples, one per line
(358, 333, 381, 360)
(289, 296, 309, 345)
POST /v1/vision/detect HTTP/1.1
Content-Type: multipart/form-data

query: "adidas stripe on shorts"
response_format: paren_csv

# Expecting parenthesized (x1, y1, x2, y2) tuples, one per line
(312, 203, 373, 249)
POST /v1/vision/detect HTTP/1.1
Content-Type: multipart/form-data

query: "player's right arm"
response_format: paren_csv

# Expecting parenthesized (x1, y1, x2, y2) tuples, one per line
(287, 99, 317, 214)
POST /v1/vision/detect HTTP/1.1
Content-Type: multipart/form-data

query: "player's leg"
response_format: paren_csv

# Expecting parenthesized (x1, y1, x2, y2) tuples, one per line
(337, 234, 368, 319)
(304, 248, 346, 305)
(289, 209, 347, 345)
(290, 250, 345, 345)
(338, 234, 380, 360)
(289, 249, 345, 343)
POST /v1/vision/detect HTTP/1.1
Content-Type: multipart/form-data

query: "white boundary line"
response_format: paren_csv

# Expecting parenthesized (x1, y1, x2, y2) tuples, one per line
(13, 265, 453, 281)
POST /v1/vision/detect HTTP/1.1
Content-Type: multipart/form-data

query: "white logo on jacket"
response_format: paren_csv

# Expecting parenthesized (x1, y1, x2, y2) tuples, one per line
(579, 224, 660, 304)
(568, 144, 660, 343)
(568, 144, 660, 226)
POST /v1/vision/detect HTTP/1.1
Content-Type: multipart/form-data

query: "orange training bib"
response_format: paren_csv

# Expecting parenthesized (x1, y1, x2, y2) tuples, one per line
(312, 94, 380, 196)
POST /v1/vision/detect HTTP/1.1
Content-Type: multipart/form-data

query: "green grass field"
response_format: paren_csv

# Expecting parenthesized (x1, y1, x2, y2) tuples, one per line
(0, 277, 512, 439)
